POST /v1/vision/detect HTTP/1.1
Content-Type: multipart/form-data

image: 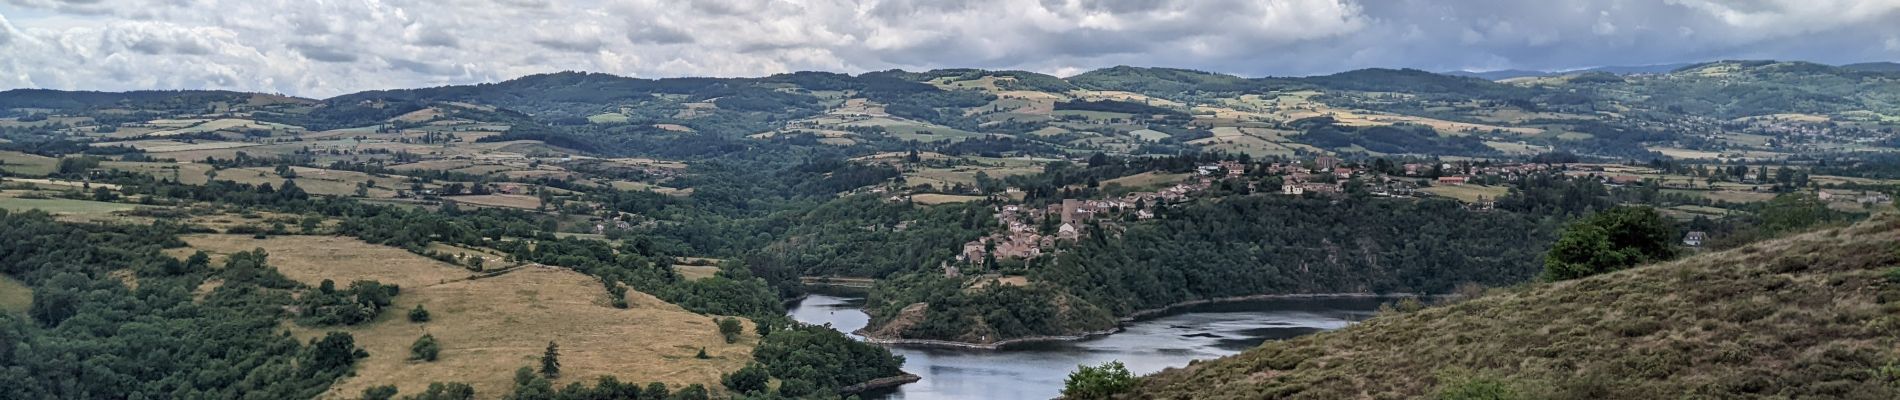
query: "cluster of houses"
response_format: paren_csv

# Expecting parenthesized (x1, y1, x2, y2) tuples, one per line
(956, 179, 1208, 265)
(1818, 190, 1895, 206)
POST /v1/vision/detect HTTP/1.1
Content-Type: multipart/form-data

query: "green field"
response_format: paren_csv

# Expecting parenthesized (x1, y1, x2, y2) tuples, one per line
(0, 197, 140, 215)
(0, 151, 59, 176)
(0, 275, 30, 317)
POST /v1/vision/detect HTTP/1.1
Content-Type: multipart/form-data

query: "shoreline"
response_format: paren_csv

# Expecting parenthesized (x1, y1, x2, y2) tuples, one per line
(853, 292, 1420, 350)
(838, 373, 922, 394)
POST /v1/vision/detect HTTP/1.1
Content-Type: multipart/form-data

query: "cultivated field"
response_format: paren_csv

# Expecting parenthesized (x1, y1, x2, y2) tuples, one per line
(673, 265, 721, 281)
(0, 151, 59, 176)
(1103, 171, 1193, 192)
(910, 193, 985, 205)
(1422, 184, 1510, 203)
(446, 194, 543, 210)
(0, 196, 140, 216)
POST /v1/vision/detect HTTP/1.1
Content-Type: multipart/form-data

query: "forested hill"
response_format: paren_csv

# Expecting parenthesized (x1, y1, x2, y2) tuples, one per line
(8, 59, 1900, 161)
(1122, 215, 1900, 399)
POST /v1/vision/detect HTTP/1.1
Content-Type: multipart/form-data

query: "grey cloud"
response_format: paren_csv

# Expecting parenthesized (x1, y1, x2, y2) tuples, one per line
(0, 0, 1896, 98)
(628, 24, 694, 45)
(291, 42, 358, 63)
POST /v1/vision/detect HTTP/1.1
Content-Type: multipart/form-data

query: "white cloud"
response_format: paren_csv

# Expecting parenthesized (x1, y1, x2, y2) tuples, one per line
(0, 0, 1895, 97)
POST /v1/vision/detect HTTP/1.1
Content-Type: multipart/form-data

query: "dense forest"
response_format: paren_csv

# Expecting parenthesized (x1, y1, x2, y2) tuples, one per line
(0, 210, 368, 399)
(864, 195, 1564, 342)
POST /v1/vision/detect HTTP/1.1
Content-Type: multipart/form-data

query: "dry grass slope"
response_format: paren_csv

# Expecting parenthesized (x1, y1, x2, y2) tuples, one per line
(1131, 215, 1900, 400)
(177, 235, 754, 399)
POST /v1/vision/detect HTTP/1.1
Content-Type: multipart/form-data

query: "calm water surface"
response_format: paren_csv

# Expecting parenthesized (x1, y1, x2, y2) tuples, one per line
(787, 294, 1383, 400)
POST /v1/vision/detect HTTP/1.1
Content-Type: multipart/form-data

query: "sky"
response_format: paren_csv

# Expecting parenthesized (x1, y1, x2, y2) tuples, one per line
(1, 0, 1897, 98)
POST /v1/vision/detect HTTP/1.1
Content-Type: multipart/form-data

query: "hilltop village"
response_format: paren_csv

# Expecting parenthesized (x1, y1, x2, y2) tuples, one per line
(939, 155, 1894, 272)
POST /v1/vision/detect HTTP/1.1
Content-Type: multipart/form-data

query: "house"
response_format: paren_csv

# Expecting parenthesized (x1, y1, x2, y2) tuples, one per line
(1282, 183, 1304, 195)
(1057, 223, 1080, 240)
(1315, 156, 1341, 171)
(1301, 183, 1341, 194)
(1683, 231, 1706, 247)
(1196, 165, 1223, 176)
(1862, 193, 1893, 205)
(1438, 176, 1470, 185)
(1404, 163, 1426, 176)
(1220, 160, 1245, 177)
(1333, 167, 1354, 179)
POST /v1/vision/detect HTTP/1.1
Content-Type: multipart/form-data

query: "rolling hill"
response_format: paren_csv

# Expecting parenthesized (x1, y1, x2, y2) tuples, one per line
(1127, 215, 1900, 399)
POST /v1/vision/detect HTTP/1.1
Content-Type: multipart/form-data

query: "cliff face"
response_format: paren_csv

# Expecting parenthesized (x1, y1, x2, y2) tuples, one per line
(1127, 216, 1900, 400)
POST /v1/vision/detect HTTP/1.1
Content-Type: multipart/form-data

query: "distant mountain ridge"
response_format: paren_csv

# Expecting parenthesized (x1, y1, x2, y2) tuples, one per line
(1447, 60, 1898, 81)
(1442, 63, 1695, 80)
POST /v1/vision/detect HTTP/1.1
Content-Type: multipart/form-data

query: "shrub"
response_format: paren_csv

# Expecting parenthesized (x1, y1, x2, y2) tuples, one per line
(718, 317, 744, 343)
(410, 334, 440, 362)
(1063, 361, 1135, 400)
(721, 363, 769, 394)
(361, 385, 398, 400)
(409, 304, 431, 323)
(1544, 206, 1678, 281)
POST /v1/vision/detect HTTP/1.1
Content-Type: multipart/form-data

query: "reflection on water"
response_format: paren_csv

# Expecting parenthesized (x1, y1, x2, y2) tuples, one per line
(787, 294, 1382, 400)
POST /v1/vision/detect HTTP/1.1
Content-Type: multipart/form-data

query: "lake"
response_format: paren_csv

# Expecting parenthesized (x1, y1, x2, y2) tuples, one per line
(787, 293, 1385, 400)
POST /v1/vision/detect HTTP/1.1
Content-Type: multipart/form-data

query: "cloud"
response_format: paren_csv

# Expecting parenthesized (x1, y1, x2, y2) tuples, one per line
(0, 0, 1895, 98)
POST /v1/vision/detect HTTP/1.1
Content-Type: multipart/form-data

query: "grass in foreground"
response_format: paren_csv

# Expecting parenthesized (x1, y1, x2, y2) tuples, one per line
(1130, 216, 1900, 399)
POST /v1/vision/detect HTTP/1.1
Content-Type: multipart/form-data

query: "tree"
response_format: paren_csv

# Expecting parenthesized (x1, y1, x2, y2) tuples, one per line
(694, 347, 709, 359)
(539, 341, 560, 378)
(361, 385, 398, 400)
(721, 363, 769, 394)
(409, 304, 431, 323)
(408, 382, 476, 400)
(672, 384, 710, 400)
(718, 317, 744, 344)
(1542, 206, 1678, 281)
(1063, 361, 1135, 399)
(308, 332, 362, 372)
(411, 334, 440, 361)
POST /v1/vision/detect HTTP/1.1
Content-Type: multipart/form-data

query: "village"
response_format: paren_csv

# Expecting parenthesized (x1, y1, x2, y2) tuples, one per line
(944, 155, 1896, 271)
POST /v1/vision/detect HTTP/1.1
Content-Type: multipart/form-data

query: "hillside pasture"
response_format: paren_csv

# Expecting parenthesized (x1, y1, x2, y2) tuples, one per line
(445, 194, 542, 210)
(1103, 172, 1193, 192)
(910, 193, 985, 205)
(0, 151, 59, 176)
(0, 195, 140, 216)
(307, 266, 756, 399)
(1421, 184, 1510, 203)
(179, 234, 753, 398)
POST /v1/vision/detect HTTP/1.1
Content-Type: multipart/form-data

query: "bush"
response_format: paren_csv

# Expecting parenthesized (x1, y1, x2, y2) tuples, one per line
(1063, 361, 1135, 399)
(717, 317, 744, 344)
(361, 385, 398, 400)
(1543, 206, 1678, 281)
(409, 304, 431, 322)
(411, 334, 440, 362)
(721, 363, 770, 394)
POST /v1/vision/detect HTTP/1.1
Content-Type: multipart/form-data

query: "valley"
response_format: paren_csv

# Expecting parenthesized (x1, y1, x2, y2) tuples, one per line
(0, 60, 1895, 400)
